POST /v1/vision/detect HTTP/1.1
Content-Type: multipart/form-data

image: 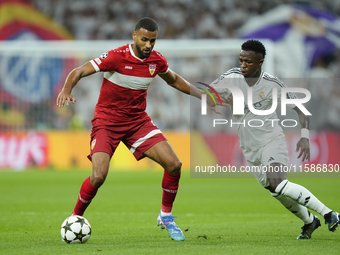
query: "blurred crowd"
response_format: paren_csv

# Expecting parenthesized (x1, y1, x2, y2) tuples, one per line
(30, 0, 340, 40)
(1, 0, 340, 132)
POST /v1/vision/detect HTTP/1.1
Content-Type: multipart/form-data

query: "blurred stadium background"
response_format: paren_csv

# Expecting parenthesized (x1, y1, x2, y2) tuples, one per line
(1, 0, 340, 171)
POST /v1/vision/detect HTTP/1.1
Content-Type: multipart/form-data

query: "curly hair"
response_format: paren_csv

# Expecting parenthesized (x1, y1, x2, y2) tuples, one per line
(135, 17, 158, 32)
(241, 39, 266, 59)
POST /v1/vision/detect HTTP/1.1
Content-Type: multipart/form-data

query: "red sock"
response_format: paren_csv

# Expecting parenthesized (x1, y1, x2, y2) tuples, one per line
(72, 177, 98, 216)
(161, 171, 181, 213)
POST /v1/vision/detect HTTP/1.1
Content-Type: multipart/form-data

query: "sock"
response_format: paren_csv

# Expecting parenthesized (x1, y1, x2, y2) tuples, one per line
(271, 192, 313, 224)
(161, 211, 172, 217)
(72, 177, 98, 216)
(161, 171, 181, 213)
(275, 180, 332, 216)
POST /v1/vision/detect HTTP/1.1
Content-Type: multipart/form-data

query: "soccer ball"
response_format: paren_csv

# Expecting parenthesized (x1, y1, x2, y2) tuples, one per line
(61, 215, 91, 244)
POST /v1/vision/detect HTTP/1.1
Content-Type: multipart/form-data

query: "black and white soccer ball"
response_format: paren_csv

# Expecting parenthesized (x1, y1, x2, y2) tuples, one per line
(61, 215, 91, 244)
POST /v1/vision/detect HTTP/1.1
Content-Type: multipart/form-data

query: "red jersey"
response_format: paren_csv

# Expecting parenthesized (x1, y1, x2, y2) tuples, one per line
(90, 43, 169, 126)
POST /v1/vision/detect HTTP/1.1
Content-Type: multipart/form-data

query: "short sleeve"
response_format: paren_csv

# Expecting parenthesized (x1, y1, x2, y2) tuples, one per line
(277, 82, 298, 109)
(155, 51, 169, 74)
(90, 50, 120, 72)
(210, 74, 232, 98)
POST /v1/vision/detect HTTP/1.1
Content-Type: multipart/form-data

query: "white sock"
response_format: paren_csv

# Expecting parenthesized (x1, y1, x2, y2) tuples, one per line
(161, 211, 172, 217)
(271, 192, 313, 224)
(275, 180, 332, 216)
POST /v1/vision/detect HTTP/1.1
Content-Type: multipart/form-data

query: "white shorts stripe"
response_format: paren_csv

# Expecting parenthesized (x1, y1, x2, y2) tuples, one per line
(130, 129, 162, 154)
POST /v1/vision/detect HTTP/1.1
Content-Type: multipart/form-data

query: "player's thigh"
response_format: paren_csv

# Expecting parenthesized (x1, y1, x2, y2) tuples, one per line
(89, 128, 122, 160)
(248, 137, 288, 188)
(260, 136, 288, 167)
(92, 152, 111, 173)
(243, 149, 267, 187)
(88, 127, 122, 187)
(90, 152, 111, 187)
(261, 137, 288, 190)
(124, 116, 167, 161)
(144, 140, 182, 174)
(249, 161, 269, 188)
(266, 163, 287, 185)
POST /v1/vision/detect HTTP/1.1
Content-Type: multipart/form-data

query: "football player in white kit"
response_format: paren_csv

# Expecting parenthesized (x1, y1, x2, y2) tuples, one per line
(211, 39, 339, 239)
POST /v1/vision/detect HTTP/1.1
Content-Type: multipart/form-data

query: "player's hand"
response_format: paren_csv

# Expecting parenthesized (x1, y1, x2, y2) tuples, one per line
(224, 93, 233, 105)
(206, 95, 222, 114)
(56, 91, 76, 107)
(296, 138, 310, 162)
(207, 93, 231, 114)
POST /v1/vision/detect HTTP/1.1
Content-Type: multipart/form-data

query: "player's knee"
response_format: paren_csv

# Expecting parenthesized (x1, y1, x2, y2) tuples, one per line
(90, 171, 107, 188)
(166, 159, 182, 175)
(267, 178, 286, 193)
(265, 184, 277, 193)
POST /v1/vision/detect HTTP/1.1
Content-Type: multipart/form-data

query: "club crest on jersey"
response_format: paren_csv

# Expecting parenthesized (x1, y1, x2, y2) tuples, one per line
(258, 91, 265, 100)
(149, 64, 156, 75)
(100, 52, 108, 59)
(91, 139, 96, 150)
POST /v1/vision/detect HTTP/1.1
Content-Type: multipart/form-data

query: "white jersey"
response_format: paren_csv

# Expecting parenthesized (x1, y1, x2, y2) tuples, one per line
(211, 68, 297, 152)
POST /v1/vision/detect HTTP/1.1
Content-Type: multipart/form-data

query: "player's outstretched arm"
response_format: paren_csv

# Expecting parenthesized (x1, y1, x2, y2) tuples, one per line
(294, 106, 310, 162)
(56, 62, 96, 108)
(158, 69, 225, 114)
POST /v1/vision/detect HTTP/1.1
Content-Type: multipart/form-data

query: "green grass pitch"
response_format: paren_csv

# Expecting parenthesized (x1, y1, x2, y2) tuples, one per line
(0, 169, 339, 255)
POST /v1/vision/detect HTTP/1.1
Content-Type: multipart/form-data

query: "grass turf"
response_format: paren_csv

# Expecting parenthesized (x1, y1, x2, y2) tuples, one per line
(0, 169, 339, 255)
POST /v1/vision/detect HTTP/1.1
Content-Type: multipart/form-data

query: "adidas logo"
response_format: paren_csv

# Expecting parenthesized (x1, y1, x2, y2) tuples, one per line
(297, 192, 302, 202)
(304, 196, 310, 206)
(268, 157, 274, 162)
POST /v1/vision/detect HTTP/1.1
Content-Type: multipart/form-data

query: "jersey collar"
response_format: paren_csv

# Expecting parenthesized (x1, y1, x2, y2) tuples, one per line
(253, 71, 264, 87)
(243, 70, 264, 87)
(129, 43, 147, 61)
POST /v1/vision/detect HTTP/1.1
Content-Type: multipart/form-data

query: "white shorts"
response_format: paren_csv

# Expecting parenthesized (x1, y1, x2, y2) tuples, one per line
(242, 136, 289, 188)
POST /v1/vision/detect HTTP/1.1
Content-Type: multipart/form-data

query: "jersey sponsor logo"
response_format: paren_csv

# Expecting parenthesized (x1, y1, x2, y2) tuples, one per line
(268, 156, 275, 162)
(258, 91, 265, 100)
(125, 66, 133, 69)
(100, 52, 108, 59)
(149, 64, 156, 75)
(95, 58, 102, 65)
(91, 139, 96, 150)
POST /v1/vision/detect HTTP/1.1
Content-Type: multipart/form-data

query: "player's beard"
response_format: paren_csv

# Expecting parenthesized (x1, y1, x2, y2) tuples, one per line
(136, 44, 152, 59)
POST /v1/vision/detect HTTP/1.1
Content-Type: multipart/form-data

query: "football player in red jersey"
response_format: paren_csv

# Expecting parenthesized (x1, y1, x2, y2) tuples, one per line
(57, 17, 220, 241)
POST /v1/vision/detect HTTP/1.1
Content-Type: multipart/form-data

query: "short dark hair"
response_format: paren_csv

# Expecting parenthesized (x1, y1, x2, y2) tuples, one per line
(241, 39, 266, 59)
(135, 17, 158, 32)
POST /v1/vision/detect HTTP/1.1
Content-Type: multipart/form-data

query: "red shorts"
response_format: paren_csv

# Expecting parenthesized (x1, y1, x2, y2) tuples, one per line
(87, 115, 166, 161)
